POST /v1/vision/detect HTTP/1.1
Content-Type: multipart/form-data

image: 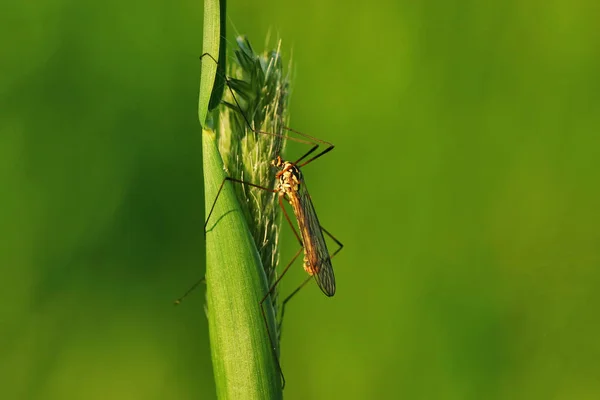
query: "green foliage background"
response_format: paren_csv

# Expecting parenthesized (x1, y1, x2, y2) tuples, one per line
(2, 0, 599, 399)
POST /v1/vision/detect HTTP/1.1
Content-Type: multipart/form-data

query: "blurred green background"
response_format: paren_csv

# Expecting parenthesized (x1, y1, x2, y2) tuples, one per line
(2, 0, 599, 399)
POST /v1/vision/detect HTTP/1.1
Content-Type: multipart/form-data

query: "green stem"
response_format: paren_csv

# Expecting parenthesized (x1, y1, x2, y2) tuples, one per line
(199, 1, 282, 399)
(203, 130, 281, 399)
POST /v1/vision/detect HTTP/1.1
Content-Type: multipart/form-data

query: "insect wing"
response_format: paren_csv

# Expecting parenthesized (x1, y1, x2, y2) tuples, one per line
(313, 257, 336, 297)
(296, 182, 336, 296)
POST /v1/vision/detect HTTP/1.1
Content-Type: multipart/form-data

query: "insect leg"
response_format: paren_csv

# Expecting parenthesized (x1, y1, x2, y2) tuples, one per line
(283, 126, 335, 167)
(320, 225, 344, 259)
(177, 177, 274, 305)
(277, 276, 312, 341)
(173, 277, 206, 305)
(260, 246, 303, 390)
(256, 195, 305, 388)
(205, 177, 276, 233)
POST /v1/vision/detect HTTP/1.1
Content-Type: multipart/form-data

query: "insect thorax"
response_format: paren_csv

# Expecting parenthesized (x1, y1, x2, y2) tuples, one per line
(273, 156, 302, 195)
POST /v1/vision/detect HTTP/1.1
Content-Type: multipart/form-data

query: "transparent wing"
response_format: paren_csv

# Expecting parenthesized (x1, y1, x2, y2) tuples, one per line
(313, 257, 336, 297)
(294, 182, 336, 297)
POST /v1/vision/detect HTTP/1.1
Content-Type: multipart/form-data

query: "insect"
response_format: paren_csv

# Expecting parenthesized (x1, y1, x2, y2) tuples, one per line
(206, 138, 342, 293)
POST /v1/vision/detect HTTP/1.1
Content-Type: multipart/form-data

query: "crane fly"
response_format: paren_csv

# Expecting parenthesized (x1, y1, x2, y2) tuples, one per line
(204, 126, 344, 342)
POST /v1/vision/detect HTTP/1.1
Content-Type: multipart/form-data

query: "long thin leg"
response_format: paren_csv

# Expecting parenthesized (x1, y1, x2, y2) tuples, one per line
(280, 125, 335, 167)
(205, 176, 276, 232)
(279, 195, 303, 246)
(173, 277, 206, 305)
(184, 176, 274, 306)
(277, 276, 312, 340)
(277, 226, 343, 339)
(260, 246, 303, 390)
(255, 196, 305, 388)
(320, 225, 344, 258)
(199, 53, 335, 168)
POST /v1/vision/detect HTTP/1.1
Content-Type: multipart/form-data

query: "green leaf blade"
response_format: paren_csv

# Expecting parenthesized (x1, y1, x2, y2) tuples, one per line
(198, 0, 226, 128)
